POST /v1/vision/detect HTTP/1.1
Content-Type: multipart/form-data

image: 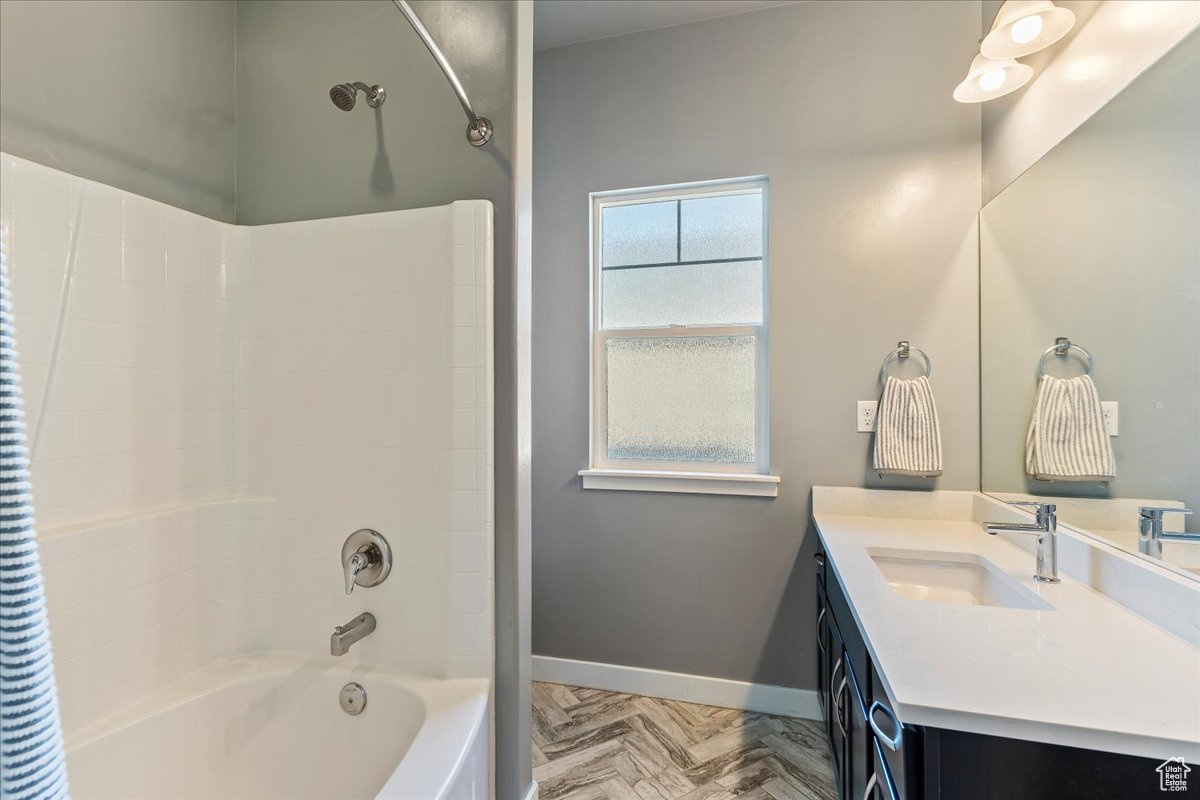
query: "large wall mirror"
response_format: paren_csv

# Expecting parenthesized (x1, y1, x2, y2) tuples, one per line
(980, 30, 1199, 580)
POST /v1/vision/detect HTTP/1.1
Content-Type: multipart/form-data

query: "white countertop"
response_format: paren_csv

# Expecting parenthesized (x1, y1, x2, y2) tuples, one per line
(812, 489, 1200, 761)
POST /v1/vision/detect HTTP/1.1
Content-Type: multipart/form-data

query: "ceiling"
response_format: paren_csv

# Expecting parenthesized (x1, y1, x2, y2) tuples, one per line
(533, 0, 806, 51)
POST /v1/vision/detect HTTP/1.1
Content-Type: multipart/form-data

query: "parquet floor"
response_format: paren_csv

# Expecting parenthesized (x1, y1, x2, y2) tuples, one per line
(531, 682, 838, 800)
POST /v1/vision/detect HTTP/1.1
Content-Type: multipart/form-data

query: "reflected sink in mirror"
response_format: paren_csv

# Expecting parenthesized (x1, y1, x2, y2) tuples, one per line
(868, 548, 1054, 611)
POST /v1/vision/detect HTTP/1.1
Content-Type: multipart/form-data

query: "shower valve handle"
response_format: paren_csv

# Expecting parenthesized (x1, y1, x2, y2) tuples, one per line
(341, 529, 392, 595)
(344, 550, 370, 595)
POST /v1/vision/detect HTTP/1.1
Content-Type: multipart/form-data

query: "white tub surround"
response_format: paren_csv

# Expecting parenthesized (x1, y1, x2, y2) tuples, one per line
(65, 654, 488, 800)
(4, 153, 496, 796)
(812, 487, 1200, 761)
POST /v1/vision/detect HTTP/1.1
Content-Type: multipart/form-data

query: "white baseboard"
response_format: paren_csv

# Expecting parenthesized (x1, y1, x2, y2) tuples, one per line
(532, 655, 820, 720)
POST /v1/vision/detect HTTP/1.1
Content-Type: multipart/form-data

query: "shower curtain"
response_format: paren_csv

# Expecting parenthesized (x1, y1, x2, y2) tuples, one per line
(0, 240, 69, 799)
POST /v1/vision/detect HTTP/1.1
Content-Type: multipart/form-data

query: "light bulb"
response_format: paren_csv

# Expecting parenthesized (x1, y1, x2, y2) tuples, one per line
(978, 69, 1006, 92)
(1010, 14, 1044, 44)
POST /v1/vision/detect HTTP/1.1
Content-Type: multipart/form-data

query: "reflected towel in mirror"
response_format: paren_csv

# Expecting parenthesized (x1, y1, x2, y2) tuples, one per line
(1025, 374, 1115, 482)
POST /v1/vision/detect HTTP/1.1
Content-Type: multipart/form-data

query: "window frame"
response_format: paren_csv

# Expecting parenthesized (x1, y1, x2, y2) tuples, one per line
(586, 177, 771, 481)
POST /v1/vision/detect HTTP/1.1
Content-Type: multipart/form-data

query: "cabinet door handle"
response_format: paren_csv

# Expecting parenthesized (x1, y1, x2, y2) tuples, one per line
(868, 700, 903, 751)
(862, 773, 879, 800)
(816, 608, 827, 653)
(814, 552, 826, 567)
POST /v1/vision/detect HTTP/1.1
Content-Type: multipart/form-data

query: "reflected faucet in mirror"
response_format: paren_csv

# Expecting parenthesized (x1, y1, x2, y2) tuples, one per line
(1138, 507, 1196, 560)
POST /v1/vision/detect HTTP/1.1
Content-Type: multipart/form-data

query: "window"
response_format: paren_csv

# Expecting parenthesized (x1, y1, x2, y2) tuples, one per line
(580, 178, 778, 497)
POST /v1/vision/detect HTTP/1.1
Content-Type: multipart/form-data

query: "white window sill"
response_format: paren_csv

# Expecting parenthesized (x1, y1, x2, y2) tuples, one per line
(578, 468, 780, 497)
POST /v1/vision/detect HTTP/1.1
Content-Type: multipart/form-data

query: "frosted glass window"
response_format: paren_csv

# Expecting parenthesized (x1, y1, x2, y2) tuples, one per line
(602, 260, 763, 328)
(606, 337, 757, 463)
(591, 178, 768, 474)
(601, 201, 677, 268)
(680, 193, 763, 262)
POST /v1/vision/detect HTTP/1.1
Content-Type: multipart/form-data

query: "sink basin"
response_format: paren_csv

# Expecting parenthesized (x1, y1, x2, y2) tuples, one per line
(868, 548, 1054, 611)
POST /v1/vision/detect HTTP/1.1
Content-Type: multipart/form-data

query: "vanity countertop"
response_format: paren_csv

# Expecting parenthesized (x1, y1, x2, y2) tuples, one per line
(812, 488, 1200, 761)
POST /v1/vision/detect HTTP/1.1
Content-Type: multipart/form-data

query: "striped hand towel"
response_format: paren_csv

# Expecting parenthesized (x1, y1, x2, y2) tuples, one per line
(873, 375, 943, 478)
(1025, 374, 1115, 482)
(0, 243, 70, 799)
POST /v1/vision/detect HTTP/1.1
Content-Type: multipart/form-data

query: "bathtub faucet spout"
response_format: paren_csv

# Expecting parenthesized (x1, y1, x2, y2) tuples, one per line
(330, 612, 376, 656)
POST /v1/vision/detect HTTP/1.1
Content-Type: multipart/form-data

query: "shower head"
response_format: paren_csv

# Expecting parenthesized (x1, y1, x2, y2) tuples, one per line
(329, 82, 386, 111)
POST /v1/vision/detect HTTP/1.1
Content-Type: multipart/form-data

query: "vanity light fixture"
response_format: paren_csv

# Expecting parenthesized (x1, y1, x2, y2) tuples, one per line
(981, 0, 1076, 59)
(953, 53, 1033, 103)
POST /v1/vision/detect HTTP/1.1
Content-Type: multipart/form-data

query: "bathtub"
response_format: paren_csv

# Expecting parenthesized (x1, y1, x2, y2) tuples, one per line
(64, 654, 489, 800)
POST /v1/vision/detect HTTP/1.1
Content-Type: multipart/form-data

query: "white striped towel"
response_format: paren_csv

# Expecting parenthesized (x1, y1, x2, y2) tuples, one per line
(873, 375, 943, 478)
(1025, 374, 1115, 482)
(0, 239, 70, 799)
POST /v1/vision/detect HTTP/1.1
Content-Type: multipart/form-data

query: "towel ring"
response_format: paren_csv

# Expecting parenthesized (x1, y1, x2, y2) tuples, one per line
(1038, 338, 1095, 378)
(879, 340, 932, 386)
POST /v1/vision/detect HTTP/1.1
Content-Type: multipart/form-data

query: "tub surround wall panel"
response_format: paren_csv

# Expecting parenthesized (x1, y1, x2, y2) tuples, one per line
(0, 154, 244, 530)
(39, 498, 274, 736)
(243, 202, 494, 679)
(532, 0, 981, 691)
(0, 0, 237, 222)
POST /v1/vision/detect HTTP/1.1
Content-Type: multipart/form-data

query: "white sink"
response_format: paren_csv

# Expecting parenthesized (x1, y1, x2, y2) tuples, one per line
(868, 548, 1054, 611)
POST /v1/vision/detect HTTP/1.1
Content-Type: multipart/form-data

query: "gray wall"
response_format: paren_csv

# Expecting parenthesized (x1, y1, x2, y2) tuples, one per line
(981, 30, 1200, 532)
(0, 0, 236, 221)
(532, 1, 981, 691)
(234, 0, 512, 225)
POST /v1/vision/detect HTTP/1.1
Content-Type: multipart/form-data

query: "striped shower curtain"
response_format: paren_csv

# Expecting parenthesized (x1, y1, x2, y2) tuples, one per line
(0, 238, 70, 798)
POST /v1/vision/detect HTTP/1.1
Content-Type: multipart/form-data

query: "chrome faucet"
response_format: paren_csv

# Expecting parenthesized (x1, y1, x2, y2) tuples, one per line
(1137, 506, 1196, 559)
(985, 501, 1060, 583)
(331, 612, 376, 656)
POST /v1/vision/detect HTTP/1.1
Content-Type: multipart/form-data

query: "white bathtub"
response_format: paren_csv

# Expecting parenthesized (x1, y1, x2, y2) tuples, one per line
(64, 654, 489, 800)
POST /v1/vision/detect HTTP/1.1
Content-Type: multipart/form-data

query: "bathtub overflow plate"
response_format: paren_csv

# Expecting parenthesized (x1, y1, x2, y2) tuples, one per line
(340, 682, 367, 715)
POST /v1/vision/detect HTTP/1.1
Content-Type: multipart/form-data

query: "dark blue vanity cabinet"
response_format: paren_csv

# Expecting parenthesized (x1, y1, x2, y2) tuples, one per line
(816, 551, 917, 800)
(813, 550, 1180, 800)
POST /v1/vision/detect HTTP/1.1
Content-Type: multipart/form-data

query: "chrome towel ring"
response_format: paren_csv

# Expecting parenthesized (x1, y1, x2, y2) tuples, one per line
(880, 340, 932, 386)
(1038, 337, 1095, 377)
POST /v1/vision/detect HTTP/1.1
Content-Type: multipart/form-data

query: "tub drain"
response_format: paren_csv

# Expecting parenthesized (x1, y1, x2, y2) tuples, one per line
(340, 682, 367, 715)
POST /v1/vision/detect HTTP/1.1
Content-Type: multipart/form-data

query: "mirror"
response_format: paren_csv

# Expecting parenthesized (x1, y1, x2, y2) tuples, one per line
(980, 31, 1199, 579)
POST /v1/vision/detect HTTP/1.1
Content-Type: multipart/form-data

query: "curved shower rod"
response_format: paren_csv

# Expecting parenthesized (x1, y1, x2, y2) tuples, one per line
(391, 0, 494, 147)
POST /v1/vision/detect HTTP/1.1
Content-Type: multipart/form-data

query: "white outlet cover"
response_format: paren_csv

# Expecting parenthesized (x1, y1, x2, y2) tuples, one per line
(857, 401, 878, 433)
(1101, 401, 1118, 436)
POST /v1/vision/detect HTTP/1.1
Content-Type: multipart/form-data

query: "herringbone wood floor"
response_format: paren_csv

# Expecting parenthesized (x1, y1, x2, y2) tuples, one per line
(532, 682, 838, 800)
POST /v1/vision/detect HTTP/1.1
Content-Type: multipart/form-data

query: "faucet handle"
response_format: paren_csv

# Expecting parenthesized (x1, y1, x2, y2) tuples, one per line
(1009, 500, 1056, 512)
(1009, 500, 1056, 523)
(344, 550, 370, 595)
(1138, 506, 1193, 519)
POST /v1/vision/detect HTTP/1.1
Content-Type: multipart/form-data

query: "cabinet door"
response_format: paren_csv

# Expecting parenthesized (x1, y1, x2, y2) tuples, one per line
(866, 740, 900, 800)
(828, 624, 848, 792)
(846, 657, 872, 800)
(816, 579, 830, 721)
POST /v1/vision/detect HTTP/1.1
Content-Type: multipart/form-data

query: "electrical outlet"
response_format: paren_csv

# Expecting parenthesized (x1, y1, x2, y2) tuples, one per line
(857, 401, 878, 433)
(1101, 401, 1118, 436)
